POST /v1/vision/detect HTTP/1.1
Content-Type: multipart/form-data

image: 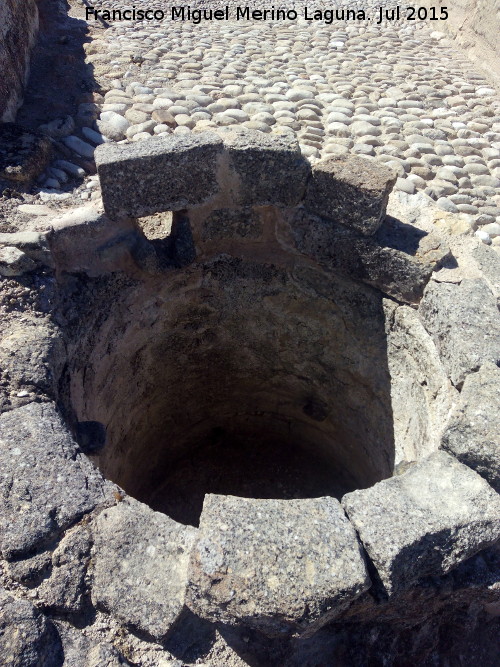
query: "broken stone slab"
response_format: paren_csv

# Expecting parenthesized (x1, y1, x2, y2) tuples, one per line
(0, 588, 63, 667)
(418, 278, 500, 388)
(0, 123, 52, 183)
(95, 132, 224, 219)
(0, 402, 115, 560)
(342, 451, 500, 596)
(91, 499, 197, 641)
(187, 495, 370, 638)
(0, 246, 37, 276)
(303, 155, 397, 236)
(218, 127, 310, 207)
(441, 363, 500, 493)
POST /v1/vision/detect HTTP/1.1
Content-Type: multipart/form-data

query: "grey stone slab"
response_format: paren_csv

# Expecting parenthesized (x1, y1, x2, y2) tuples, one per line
(0, 402, 113, 560)
(418, 278, 500, 388)
(441, 363, 500, 492)
(91, 499, 197, 641)
(0, 588, 63, 667)
(342, 451, 500, 596)
(220, 128, 310, 207)
(95, 133, 224, 219)
(304, 155, 397, 236)
(187, 495, 370, 637)
(287, 209, 447, 304)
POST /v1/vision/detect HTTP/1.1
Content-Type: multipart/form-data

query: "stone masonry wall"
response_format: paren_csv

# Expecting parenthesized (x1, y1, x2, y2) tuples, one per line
(0, 130, 499, 664)
(0, 0, 39, 121)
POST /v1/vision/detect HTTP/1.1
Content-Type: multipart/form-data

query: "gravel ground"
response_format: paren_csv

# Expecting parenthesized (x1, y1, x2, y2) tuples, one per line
(14, 0, 500, 245)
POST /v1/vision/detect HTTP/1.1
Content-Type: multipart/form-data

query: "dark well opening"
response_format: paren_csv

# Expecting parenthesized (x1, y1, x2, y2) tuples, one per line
(66, 255, 395, 527)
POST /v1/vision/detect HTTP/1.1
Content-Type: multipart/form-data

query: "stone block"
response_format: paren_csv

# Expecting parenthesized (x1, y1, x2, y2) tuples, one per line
(304, 155, 397, 236)
(187, 495, 370, 637)
(0, 589, 63, 666)
(419, 278, 500, 388)
(220, 128, 310, 207)
(0, 403, 114, 560)
(287, 209, 447, 304)
(342, 451, 500, 596)
(91, 499, 197, 641)
(37, 526, 92, 614)
(441, 363, 500, 492)
(96, 132, 224, 219)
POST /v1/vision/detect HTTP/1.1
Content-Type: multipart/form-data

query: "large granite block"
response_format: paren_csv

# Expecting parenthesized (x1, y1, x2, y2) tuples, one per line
(342, 451, 500, 596)
(220, 128, 310, 207)
(0, 403, 113, 560)
(304, 155, 397, 236)
(96, 132, 224, 219)
(187, 494, 370, 637)
(419, 278, 500, 388)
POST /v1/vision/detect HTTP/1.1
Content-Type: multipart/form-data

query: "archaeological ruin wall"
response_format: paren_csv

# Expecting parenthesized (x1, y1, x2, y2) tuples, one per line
(0, 0, 40, 122)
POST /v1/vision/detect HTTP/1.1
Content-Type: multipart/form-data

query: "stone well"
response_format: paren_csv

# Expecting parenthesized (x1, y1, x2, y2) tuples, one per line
(0, 131, 499, 661)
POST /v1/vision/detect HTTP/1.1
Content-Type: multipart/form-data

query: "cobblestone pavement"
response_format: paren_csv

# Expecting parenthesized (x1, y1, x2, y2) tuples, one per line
(32, 1, 500, 243)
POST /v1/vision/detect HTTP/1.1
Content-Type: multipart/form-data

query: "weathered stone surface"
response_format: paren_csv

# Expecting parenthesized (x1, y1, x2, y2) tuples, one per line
(96, 133, 224, 219)
(87, 643, 129, 667)
(0, 1, 39, 122)
(201, 207, 263, 241)
(0, 319, 65, 406)
(0, 123, 52, 183)
(419, 278, 500, 387)
(287, 209, 446, 304)
(220, 128, 310, 206)
(472, 243, 500, 300)
(304, 155, 397, 236)
(0, 247, 37, 277)
(441, 363, 500, 492)
(287, 544, 500, 666)
(386, 303, 456, 465)
(0, 231, 52, 268)
(342, 451, 500, 595)
(91, 499, 196, 641)
(37, 526, 92, 614)
(187, 495, 370, 637)
(0, 403, 113, 559)
(0, 589, 63, 667)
